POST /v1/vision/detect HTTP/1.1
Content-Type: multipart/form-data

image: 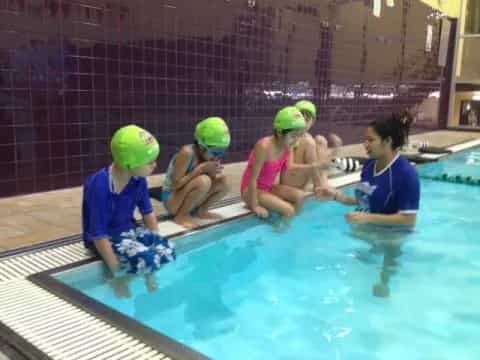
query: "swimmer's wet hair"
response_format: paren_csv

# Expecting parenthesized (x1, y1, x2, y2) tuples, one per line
(369, 112, 413, 150)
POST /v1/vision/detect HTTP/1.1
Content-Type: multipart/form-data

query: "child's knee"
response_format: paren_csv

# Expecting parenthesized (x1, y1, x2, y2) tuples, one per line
(153, 237, 176, 263)
(293, 190, 306, 204)
(215, 175, 230, 192)
(315, 135, 328, 150)
(281, 203, 296, 218)
(327, 133, 343, 147)
(194, 174, 213, 192)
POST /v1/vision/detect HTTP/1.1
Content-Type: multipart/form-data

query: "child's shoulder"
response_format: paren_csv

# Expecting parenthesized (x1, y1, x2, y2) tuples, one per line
(178, 144, 194, 157)
(299, 132, 315, 146)
(84, 167, 110, 195)
(85, 167, 108, 185)
(255, 136, 273, 149)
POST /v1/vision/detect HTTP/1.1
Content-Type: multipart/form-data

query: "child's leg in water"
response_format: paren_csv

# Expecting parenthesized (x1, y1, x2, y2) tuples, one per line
(257, 190, 297, 218)
(251, 185, 304, 231)
(144, 272, 158, 292)
(145, 233, 176, 291)
(271, 184, 306, 215)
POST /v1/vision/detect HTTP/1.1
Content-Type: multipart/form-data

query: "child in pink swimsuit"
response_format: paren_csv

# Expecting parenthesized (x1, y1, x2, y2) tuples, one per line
(241, 106, 325, 219)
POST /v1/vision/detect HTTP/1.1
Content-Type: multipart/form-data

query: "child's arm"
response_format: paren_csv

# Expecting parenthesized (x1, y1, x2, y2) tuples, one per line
(333, 191, 358, 205)
(136, 177, 159, 232)
(287, 148, 329, 174)
(245, 141, 269, 217)
(95, 238, 133, 298)
(94, 238, 122, 273)
(84, 185, 124, 275)
(171, 147, 216, 191)
(143, 212, 158, 232)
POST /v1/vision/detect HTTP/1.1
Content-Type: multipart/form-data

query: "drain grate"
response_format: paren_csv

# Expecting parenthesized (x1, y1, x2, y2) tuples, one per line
(0, 280, 169, 360)
(0, 243, 92, 283)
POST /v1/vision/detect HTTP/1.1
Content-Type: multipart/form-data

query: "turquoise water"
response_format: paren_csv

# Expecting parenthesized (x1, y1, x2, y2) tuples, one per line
(57, 152, 480, 360)
(418, 146, 480, 180)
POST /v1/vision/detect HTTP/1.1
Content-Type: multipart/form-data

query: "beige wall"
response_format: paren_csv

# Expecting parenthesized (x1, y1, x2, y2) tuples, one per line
(452, 91, 480, 126)
(457, 37, 480, 82)
(415, 97, 440, 128)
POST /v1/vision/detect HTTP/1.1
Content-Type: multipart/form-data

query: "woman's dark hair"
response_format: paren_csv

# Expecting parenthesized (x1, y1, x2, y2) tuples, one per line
(369, 112, 413, 150)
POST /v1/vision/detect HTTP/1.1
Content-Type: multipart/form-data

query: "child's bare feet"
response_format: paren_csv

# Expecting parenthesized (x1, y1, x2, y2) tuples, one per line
(109, 274, 133, 299)
(174, 215, 199, 229)
(273, 217, 292, 233)
(196, 209, 223, 220)
(145, 273, 158, 292)
(372, 282, 390, 298)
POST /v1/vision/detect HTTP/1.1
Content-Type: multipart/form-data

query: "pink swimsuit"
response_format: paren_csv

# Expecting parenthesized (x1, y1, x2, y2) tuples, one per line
(241, 147, 290, 193)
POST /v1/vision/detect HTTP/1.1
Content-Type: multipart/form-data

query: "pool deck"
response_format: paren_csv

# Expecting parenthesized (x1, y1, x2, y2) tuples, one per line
(0, 130, 480, 360)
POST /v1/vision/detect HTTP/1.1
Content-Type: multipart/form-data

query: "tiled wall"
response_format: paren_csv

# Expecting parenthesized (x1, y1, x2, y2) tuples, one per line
(1, 0, 449, 197)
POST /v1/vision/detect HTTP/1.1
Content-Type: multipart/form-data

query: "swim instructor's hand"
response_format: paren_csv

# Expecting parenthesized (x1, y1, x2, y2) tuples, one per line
(345, 211, 369, 224)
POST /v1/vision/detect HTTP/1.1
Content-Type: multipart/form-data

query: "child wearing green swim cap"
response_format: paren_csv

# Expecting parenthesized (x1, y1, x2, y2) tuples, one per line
(280, 100, 342, 200)
(82, 125, 175, 297)
(162, 117, 231, 229)
(240, 106, 329, 220)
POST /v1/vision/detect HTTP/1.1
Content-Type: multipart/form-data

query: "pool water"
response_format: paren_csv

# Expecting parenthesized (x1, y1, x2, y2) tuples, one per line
(57, 153, 480, 360)
(418, 146, 480, 180)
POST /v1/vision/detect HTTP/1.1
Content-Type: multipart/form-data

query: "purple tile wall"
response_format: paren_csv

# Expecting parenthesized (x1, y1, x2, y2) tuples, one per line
(0, 0, 449, 197)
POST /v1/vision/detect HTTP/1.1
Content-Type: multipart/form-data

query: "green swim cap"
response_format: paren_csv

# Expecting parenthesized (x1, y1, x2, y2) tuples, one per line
(274, 106, 306, 131)
(195, 117, 231, 148)
(111, 125, 160, 169)
(295, 100, 317, 120)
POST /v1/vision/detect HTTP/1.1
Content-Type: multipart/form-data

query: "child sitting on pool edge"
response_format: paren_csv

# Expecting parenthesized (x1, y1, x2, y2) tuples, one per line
(241, 106, 328, 220)
(162, 117, 231, 229)
(82, 125, 176, 297)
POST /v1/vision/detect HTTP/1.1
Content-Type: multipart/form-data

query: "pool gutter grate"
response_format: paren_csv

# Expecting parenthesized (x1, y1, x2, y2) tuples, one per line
(0, 279, 170, 360)
(0, 243, 93, 283)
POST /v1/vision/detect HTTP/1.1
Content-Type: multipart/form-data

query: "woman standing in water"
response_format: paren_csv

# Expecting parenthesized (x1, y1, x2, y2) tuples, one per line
(333, 113, 420, 297)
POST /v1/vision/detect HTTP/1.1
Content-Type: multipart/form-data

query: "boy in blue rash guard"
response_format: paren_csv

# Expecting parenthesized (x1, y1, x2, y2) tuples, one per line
(333, 113, 420, 297)
(83, 125, 175, 297)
